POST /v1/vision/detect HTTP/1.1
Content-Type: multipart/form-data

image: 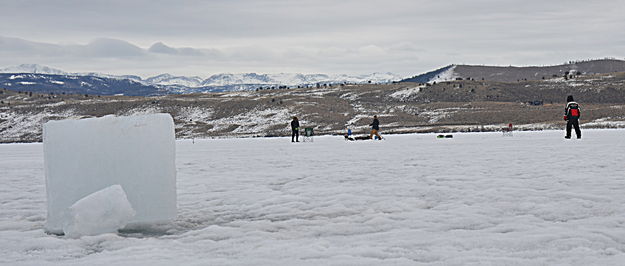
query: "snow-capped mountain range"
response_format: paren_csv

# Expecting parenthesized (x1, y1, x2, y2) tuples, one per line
(0, 64, 402, 88)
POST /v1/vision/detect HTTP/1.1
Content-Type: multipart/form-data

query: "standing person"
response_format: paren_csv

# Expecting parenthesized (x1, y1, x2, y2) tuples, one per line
(564, 95, 582, 139)
(291, 116, 300, 142)
(369, 115, 382, 140)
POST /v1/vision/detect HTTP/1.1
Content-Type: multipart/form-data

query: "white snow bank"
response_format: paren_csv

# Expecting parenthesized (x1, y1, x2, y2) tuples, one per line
(43, 114, 177, 234)
(63, 185, 135, 238)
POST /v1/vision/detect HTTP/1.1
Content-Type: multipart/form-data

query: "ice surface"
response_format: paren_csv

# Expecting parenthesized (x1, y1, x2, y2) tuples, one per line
(2, 129, 625, 264)
(63, 185, 136, 238)
(43, 114, 177, 234)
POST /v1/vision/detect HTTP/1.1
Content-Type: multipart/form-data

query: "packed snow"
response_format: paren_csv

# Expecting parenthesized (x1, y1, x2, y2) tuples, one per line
(1, 129, 625, 265)
(63, 185, 136, 238)
(43, 114, 177, 234)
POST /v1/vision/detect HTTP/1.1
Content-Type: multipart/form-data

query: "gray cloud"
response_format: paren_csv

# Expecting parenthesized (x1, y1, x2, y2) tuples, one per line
(0, 0, 624, 77)
(148, 42, 205, 56)
(81, 38, 145, 57)
(148, 42, 179, 54)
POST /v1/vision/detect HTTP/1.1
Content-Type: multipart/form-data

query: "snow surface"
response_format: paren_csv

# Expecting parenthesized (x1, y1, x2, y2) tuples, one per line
(2, 129, 625, 265)
(43, 114, 177, 234)
(63, 185, 136, 238)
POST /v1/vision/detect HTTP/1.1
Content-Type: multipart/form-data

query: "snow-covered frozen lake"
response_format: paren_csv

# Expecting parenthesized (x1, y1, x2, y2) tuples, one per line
(2, 130, 625, 265)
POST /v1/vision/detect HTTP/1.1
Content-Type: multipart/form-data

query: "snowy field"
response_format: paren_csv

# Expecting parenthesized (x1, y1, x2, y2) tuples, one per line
(2, 129, 625, 265)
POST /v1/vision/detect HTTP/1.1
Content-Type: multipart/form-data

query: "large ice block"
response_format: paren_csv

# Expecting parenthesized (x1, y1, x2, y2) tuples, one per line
(43, 114, 177, 234)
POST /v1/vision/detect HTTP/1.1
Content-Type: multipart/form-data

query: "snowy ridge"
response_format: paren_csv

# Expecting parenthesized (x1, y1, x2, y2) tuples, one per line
(0, 64, 67, 75)
(401, 59, 625, 83)
(1, 64, 402, 90)
(175, 72, 401, 87)
(146, 74, 204, 87)
(428, 65, 458, 83)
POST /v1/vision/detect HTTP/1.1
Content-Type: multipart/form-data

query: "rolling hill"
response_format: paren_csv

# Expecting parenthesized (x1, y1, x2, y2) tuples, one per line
(401, 59, 625, 83)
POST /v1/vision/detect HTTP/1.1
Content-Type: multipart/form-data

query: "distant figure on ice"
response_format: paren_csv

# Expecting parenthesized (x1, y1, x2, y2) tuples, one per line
(564, 95, 581, 139)
(369, 115, 382, 140)
(291, 116, 300, 142)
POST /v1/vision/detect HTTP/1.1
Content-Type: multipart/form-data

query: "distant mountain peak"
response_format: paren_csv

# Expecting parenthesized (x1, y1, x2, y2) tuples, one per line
(0, 64, 67, 75)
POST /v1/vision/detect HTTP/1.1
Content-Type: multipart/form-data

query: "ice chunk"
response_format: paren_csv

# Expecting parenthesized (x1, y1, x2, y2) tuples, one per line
(43, 114, 177, 234)
(63, 185, 135, 238)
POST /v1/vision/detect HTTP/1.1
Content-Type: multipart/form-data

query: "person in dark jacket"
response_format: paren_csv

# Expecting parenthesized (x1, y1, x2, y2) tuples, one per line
(369, 115, 382, 140)
(564, 95, 581, 139)
(291, 116, 300, 142)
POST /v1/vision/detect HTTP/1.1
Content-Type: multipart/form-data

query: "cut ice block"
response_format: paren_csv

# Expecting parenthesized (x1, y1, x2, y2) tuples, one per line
(63, 185, 136, 238)
(43, 114, 177, 234)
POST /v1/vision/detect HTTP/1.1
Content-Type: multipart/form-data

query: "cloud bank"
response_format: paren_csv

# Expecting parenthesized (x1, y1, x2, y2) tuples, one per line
(0, 0, 624, 77)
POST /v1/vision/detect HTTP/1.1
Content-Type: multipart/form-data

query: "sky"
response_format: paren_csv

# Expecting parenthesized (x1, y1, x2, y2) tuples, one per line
(1, 0, 624, 78)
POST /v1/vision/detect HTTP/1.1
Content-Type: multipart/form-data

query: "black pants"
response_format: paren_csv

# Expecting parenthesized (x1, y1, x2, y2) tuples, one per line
(566, 119, 581, 138)
(292, 129, 299, 142)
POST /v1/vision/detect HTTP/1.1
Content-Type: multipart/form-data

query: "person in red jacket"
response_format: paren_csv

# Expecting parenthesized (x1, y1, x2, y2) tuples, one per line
(564, 95, 581, 139)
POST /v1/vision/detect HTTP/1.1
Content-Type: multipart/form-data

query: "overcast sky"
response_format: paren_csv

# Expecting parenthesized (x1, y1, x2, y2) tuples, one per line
(1, 0, 624, 78)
